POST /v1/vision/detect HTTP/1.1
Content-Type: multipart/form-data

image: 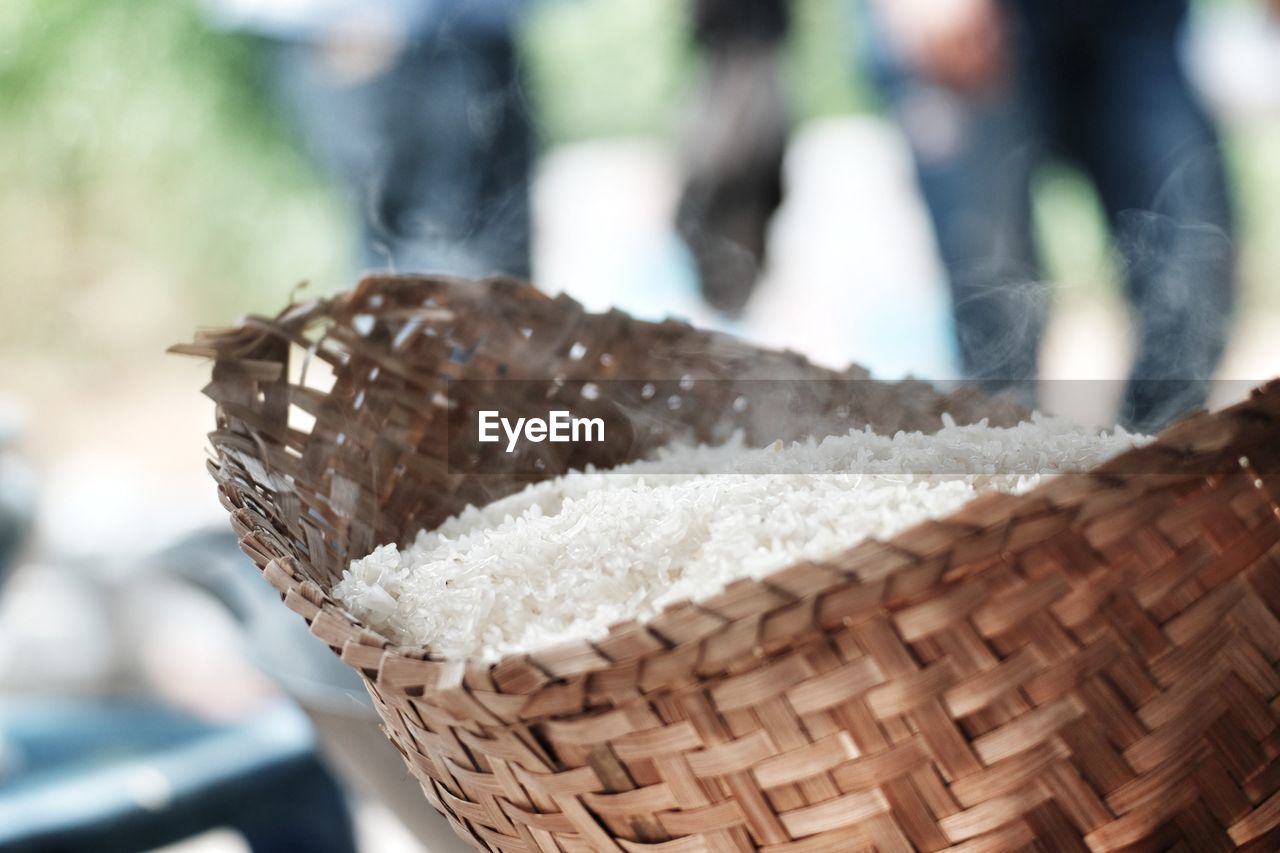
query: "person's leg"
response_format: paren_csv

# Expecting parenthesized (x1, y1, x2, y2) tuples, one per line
(675, 0, 790, 316)
(375, 31, 533, 279)
(1056, 2, 1235, 433)
(265, 37, 388, 261)
(474, 37, 536, 280)
(265, 25, 533, 280)
(864, 15, 1046, 400)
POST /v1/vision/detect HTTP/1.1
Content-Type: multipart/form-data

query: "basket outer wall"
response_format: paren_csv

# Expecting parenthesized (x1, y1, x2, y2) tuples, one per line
(184, 276, 1280, 851)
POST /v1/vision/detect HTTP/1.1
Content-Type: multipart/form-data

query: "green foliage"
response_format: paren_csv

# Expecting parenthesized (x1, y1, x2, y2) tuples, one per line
(1033, 167, 1114, 305)
(521, 0, 695, 142)
(520, 0, 870, 143)
(0, 0, 346, 357)
(1227, 120, 1280, 311)
(785, 0, 872, 119)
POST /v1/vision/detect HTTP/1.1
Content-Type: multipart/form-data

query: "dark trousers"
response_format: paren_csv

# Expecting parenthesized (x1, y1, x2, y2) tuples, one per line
(268, 28, 534, 280)
(869, 0, 1235, 431)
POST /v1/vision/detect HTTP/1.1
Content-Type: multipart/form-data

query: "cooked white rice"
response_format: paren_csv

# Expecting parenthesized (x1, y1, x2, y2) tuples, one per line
(335, 414, 1146, 661)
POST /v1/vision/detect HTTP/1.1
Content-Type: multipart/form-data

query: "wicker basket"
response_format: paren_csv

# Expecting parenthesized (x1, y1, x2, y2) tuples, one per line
(178, 275, 1280, 851)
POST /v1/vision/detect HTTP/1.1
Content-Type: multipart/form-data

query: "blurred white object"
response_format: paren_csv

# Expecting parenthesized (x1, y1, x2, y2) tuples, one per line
(534, 120, 959, 378)
(754, 117, 958, 378)
(1186, 5, 1280, 120)
(0, 563, 118, 693)
(37, 452, 222, 565)
(534, 139, 726, 331)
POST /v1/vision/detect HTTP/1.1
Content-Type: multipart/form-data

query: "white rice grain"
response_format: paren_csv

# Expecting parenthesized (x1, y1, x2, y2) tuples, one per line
(335, 415, 1146, 661)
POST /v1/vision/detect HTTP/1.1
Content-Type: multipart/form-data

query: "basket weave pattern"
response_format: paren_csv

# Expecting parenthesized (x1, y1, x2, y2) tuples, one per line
(181, 276, 1280, 851)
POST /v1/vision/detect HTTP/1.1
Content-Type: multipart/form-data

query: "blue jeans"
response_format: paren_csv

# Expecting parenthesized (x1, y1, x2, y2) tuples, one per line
(867, 0, 1235, 432)
(268, 23, 534, 279)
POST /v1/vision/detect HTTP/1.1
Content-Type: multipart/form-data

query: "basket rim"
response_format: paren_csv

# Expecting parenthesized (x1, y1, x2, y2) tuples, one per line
(184, 275, 1280, 716)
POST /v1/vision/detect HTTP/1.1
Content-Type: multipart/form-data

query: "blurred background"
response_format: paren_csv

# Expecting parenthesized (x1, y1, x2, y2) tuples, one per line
(2, 0, 1279, 850)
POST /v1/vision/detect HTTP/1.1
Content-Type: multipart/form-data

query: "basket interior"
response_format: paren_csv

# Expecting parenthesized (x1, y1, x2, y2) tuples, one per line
(178, 276, 1280, 851)
(187, 275, 1025, 596)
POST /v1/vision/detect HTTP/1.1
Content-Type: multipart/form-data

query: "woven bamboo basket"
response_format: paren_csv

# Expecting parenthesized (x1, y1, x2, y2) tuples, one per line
(178, 274, 1280, 851)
